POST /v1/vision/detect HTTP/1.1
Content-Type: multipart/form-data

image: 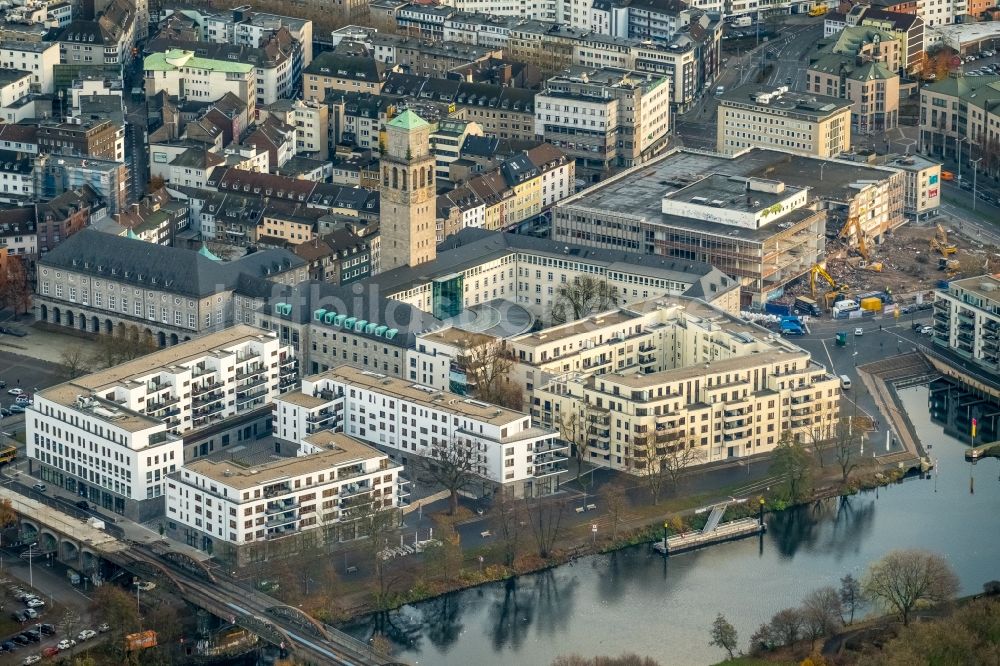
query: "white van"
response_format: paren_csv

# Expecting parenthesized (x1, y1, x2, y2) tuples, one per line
(839, 375, 852, 390)
(716, 85, 725, 95)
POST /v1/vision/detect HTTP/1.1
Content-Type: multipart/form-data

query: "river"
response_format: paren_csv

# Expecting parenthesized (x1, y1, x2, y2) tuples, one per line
(343, 385, 1000, 665)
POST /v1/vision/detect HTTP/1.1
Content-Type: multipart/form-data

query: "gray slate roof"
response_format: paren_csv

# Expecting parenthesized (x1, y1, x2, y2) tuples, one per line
(40, 229, 305, 298)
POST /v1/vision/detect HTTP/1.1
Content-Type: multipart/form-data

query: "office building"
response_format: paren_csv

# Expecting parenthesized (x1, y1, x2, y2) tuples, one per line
(717, 85, 852, 158)
(144, 49, 256, 119)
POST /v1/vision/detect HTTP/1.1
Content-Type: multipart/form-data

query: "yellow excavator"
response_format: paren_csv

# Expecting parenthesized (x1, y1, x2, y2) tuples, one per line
(839, 215, 883, 271)
(930, 223, 957, 256)
(810, 264, 849, 307)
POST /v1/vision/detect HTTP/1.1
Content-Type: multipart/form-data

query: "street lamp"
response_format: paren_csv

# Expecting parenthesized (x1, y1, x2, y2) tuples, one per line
(972, 157, 983, 211)
(957, 136, 971, 181)
(27, 541, 36, 589)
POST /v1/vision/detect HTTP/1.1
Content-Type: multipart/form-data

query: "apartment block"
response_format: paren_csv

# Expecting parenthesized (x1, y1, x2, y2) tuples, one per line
(144, 49, 256, 118)
(717, 85, 852, 158)
(26, 326, 296, 520)
(885, 153, 941, 220)
(807, 56, 899, 133)
(535, 67, 671, 172)
(279, 366, 567, 497)
(932, 275, 1000, 376)
(0, 41, 59, 93)
(535, 300, 841, 474)
(166, 431, 403, 561)
(919, 76, 1000, 182)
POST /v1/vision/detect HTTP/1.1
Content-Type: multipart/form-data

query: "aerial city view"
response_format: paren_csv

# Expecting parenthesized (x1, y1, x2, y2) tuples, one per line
(0, 0, 998, 663)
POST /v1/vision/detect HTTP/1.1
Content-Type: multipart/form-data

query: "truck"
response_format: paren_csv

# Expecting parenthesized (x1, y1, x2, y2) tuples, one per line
(731, 15, 752, 27)
(832, 300, 859, 314)
(780, 317, 805, 335)
(793, 296, 822, 316)
(764, 301, 793, 316)
(808, 5, 828, 16)
(66, 569, 80, 585)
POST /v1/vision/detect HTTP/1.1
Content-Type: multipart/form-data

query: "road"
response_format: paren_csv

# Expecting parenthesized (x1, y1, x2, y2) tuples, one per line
(674, 21, 824, 151)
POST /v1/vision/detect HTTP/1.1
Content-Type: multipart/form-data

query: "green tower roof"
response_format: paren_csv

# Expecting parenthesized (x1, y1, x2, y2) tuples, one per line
(126, 228, 139, 239)
(198, 242, 222, 262)
(387, 109, 428, 131)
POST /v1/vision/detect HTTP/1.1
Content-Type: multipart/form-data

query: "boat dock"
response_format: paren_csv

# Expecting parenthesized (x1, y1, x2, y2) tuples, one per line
(965, 442, 1000, 461)
(652, 517, 765, 556)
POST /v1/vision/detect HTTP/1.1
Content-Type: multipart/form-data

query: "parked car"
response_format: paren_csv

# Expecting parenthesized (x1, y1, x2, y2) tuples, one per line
(135, 581, 156, 591)
(76, 629, 96, 641)
(9, 405, 24, 414)
(11, 635, 30, 646)
(41, 647, 59, 658)
(25, 599, 44, 609)
(97, 623, 109, 633)
(17, 592, 36, 602)
(14, 394, 30, 405)
(854, 327, 864, 336)
(23, 609, 38, 620)
(56, 639, 75, 650)
(920, 325, 934, 335)
(31, 483, 45, 493)
(0, 407, 10, 416)
(11, 610, 27, 622)
(38, 624, 54, 636)
(6, 387, 22, 396)
(23, 629, 40, 642)
(1, 640, 15, 651)
(23, 655, 41, 665)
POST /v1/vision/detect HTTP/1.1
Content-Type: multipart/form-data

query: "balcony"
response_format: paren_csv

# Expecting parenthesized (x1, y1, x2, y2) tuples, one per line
(266, 499, 299, 514)
(263, 482, 291, 499)
(236, 363, 265, 380)
(723, 419, 748, 430)
(238, 375, 268, 390)
(790, 395, 811, 405)
(193, 402, 225, 418)
(192, 391, 224, 407)
(147, 381, 172, 395)
(533, 461, 566, 478)
(791, 417, 812, 428)
(237, 385, 269, 404)
(582, 356, 611, 371)
(266, 524, 299, 539)
(147, 395, 180, 413)
(192, 379, 220, 396)
(655, 430, 675, 443)
(191, 365, 213, 378)
(723, 408, 747, 420)
(340, 482, 371, 498)
(933, 299, 949, 311)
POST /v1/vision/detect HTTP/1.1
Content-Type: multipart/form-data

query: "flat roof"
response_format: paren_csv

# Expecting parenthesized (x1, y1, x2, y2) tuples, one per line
(39, 325, 275, 413)
(276, 392, 330, 409)
(183, 432, 383, 490)
(719, 84, 852, 118)
(597, 349, 810, 389)
(514, 310, 639, 349)
(948, 274, 1000, 303)
(667, 173, 800, 215)
(418, 326, 497, 349)
(557, 148, 898, 232)
(316, 365, 529, 426)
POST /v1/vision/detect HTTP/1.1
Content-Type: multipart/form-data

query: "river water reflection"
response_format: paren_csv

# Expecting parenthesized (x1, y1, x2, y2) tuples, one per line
(343, 386, 1000, 665)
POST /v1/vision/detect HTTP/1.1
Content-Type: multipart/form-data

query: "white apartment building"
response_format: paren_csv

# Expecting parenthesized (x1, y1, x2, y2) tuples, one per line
(166, 431, 404, 561)
(0, 41, 59, 93)
(203, 11, 314, 67)
(535, 300, 841, 473)
(143, 49, 256, 119)
(276, 366, 568, 497)
(931, 275, 1000, 375)
(26, 326, 296, 520)
(0, 69, 30, 107)
(885, 154, 941, 220)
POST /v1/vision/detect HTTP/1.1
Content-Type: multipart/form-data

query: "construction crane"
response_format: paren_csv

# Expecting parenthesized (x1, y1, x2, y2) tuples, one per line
(838, 215, 870, 262)
(810, 264, 849, 306)
(931, 224, 957, 256)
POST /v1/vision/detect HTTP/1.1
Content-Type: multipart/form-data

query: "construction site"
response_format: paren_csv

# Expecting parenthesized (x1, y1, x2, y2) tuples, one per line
(778, 216, 1000, 310)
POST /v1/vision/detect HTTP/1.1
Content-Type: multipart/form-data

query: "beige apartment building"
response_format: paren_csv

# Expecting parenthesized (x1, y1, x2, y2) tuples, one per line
(717, 85, 852, 158)
(807, 57, 900, 133)
(534, 298, 841, 473)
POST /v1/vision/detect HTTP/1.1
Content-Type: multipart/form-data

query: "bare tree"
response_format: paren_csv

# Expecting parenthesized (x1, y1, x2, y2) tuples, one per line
(464, 342, 521, 410)
(0, 255, 31, 316)
(60, 609, 83, 638)
(551, 275, 618, 324)
(601, 482, 629, 541)
(557, 404, 589, 484)
(343, 493, 400, 607)
(635, 436, 703, 505)
(767, 607, 805, 647)
(59, 346, 92, 380)
(492, 491, 524, 567)
(862, 549, 959, 626)
(419, 436, 479, 516)
(801, 586, 843, 643)
(709, 613, 739, 660)
(526, 496, 566, 559)
(839, 573, 865, 625)
(833, 418, 860, 485)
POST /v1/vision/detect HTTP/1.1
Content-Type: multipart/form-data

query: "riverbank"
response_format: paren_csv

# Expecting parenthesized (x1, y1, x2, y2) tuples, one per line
(321, 460, 909, 624)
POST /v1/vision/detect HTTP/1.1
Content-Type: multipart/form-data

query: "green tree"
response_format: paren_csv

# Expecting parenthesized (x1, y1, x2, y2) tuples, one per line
(709, 613, 739, 660)
(862, 549, 959, 626)
(839, 573, 865, 625)
(770, 432, 814, 501)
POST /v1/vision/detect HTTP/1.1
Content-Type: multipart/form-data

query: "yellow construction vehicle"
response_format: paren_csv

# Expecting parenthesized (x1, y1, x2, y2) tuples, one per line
(810, 264, 849, 306)
(839, 215, 871, 262)
(932, 224, 957, 256)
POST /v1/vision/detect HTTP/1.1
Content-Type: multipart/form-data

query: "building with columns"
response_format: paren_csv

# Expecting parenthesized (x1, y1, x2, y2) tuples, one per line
(379, 110, 437, 271)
